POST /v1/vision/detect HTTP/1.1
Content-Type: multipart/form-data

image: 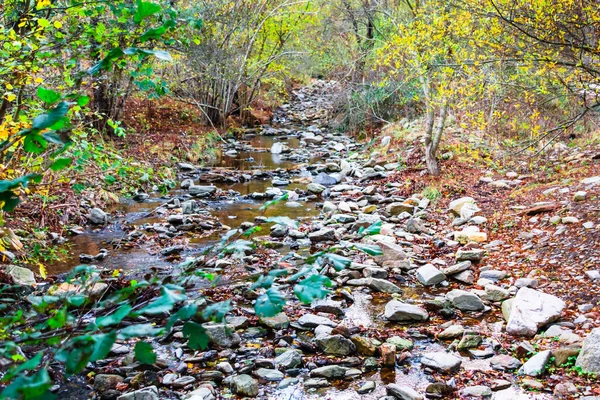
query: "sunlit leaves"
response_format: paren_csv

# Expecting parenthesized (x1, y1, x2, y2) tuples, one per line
(139, 285, 186, 315)
(255, 287, 286, 317)
(96, 304, 131, 328)
(134, 342, 156, 364)
(134, 1, 161, 24)
(294, 275, 332, 304)
(37, 87, 61, 104)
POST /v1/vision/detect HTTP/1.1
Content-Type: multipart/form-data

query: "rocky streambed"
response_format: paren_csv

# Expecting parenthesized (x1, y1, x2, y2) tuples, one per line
(25, 81, 600, 400)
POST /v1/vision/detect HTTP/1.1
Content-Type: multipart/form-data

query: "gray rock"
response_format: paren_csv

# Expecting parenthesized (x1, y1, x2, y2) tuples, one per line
(278, 378, 299, 389)
(420, 352, 462, 373)
(89, 207, 108, 225)
(459, 386, 492, 398)
(384, 300, 428, 322)
(117, 386, 158, 400)
(416, 264, 446, 286)
(270, 224, 289, 238)
(387, 384, 423, 400)
(484, 284, 510, 302)
(202, 323, 241, 348)
(386, 202, 414, 215)
(254, 368, 284, 381)
(346, 277, 402, 294)
(518, 350, 551, 376)
(274, 350, 303, 369)
(576, 328, 600, 373)
(446, 289, 484, 311)
(375, 241, 408, 265)
(357, 381, 376, 394)
(189, 185, 217, 197)
(506, 287, 565, 337)
(309, 365, 349, 379)
(438, 325, 464, 340)
(307, 183, 326, 193)
(6, 265, 35, 286)
(297, 314, 336, 328)
(260, 313, 289, 329)
(304, 378, 329, 388)
(94, 374, 124, 392)
(456, 249, 485, 262)
(490, 355, 522, 371)
(182, 200, 200, 215)
(313, 172, 338, 186)
(183, 387, 215, 400)
(315, 334, 356, 356)
(308, 228, 335, 242)
(271, 142, 284, 154)
(441, 261, 472, 275)
(230, 374, 258, 397)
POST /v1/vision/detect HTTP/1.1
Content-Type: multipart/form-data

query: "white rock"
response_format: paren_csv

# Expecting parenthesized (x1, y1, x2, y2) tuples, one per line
(506, 287, 565, 337)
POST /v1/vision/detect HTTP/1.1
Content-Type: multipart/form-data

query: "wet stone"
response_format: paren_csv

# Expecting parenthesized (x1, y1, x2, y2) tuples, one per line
(420, 352, 462, 373)
(230, 374, 258, 397)
(357, 381, 376, 394)
(254, 368, 284, 381)
(309, 365, 348, 379)
(386, 384, 423, 400)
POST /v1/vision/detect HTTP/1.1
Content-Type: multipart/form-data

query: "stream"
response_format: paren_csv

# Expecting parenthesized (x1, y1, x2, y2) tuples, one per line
(48, 81, 549, 400)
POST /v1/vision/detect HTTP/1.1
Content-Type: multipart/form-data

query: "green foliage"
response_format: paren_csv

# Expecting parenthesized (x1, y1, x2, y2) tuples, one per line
(294, 275, 333, 304)
(134, 342, 157, 365)
(255, 287, 286, 317)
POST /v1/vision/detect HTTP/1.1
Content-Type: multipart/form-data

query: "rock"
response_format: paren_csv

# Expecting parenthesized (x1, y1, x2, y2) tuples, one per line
(441, 261, 471, 276)
(357, 381, 376, 394)
(202, 323, 241, 348)
(171, 376, 195, 387)
(322, 201, 337, 212)
(384, 300, 429, 322)
(375, 241, 408, 265)
(312, 299, 344, 316)
(347, 277, 402, 294)
(94, 374, 124, 393)
(270, 224, 289, 238)
(307, 183, 326, 193)
(387, 384, 423, 400)
(308, 228, 335, 242)
(420, 352, 462, 373)
(189, 185, 217, 196)
(386, 202, 414, 215)
(351, 336, 377, 356)
(117, 386, 158, 400)
(181, 200, 200, 214)
(316, 334, 356, 356)
(260, 313, 289, 329)
(459, 386, 492, 398)
(278, 378, 299, 389)
(453, 270, 475, 284)
(6, 265, 35, 286)
(490, 355, 522, 370)
(506, 287, 566, 337)
(448, 197, 476, 215)
(297, 314, 336, 328)
(454, 229, 487, 244)
(438, 325, 465, 340)
(271, 142, 284, 154)
(574, 191, 587, 201)
(380, 343, 396, 367)
(484, 284, 510, 302)
(446, 289, 484, 311)
(230, 374, 258, 397)
(553, 347, 581, 367)
(254, 368, 284, 381)
(514, 278, 538, 288)
(457, 334, 482, 350)
(554, 382, 578, 398)
(313, 172, 337, 186)
(575, 328, 600, 373)
(89, 208, 108, 224)
(386, 337, 414, 351)
(183, 387, 215, 400)
(304, 378, 329, 388)
(274, 350, 302, 369)
(456, 249, 486, 262)
(518, 350, 551, 376)
(309, 365, 348, 379)
(490, 380, 511, 391)
(416, 264, 446, 286)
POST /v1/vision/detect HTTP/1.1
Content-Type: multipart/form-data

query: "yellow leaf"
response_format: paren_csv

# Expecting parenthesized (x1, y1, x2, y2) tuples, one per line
(39, 263, 47, 279)
(112, 269, 121, 277)
(35, 77, 43, 83)
(5, 84, 13, 90)
(53, 21, 62, 29)
(6, 93, 16, 102)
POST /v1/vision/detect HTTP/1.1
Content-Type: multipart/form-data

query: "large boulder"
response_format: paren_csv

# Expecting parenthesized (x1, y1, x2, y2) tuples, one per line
(575, 328, 600, 373)
(384, 300, 428, 322)
(6, 265, 35, 286)
(506, 287, 565, 337)
(89, 207, 108, 225)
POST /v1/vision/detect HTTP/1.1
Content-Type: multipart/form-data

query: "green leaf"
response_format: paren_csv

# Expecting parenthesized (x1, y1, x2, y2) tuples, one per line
(259, 192, 289, 210)
(67, 295, 86, 307)
(134, 342, 156, 365)
(96, 304, 131, 328)
(49, 158, 72, 171)
(151, 50, 172, 61)
(0, 368, 52, 400)
(47, 307, 67, 329)
(166, 304, 198, 331)
(31, 102, 69, 130)
(323, 253, 352, 271)
(0, 174, 42, 193)
(265, 216, 298, 228)
(255, 287, 286, 318)
(201, 300, 231, 322)
(294, 274, 332, 304)
(118, 323, 163, 339)
(140, 25, 167, 42)
(2, 352, 42, 382)
(139, 286, 186, 315)
(182, 321, 209, 350)
(23, 134, 47, 154)
(88, 48, 124, 75)
(353, 243, 383, 256)
(37, 87, 61, 104)
(134, 1, 161, 24)
(364, 221, 382, 235)
(90, 332, 117, 362)
(223, 240, 254, 256)
(77, 96, 90, 107)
